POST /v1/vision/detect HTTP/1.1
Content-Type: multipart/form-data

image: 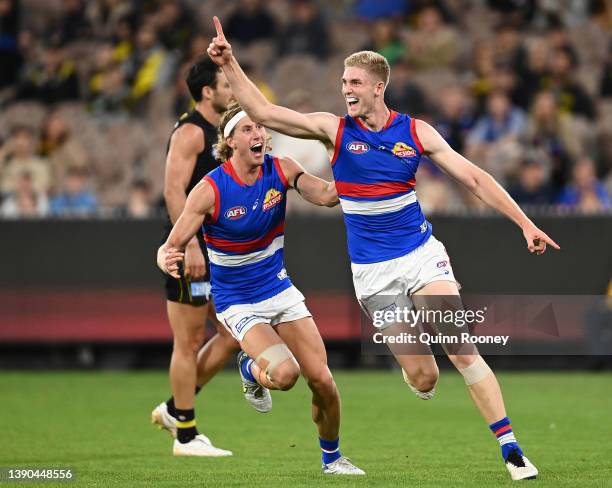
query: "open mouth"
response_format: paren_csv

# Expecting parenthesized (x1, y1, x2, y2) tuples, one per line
(346, 97, 359, 107)
(250, 143, 263, 154)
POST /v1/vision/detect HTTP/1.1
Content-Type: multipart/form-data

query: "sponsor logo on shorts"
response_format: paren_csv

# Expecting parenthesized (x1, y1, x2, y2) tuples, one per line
(392, 142, 417, 158)
(346, 141, 370, 154)
(263, 188, 283, 211)
(437, 260, 448, 268)
(235, 316, 256, 334)
(277, 268, 288, 280)
(225, 206, 247, 220)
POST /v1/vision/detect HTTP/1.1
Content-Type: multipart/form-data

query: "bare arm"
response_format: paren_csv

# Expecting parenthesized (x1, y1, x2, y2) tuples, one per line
(158, 179, 215, 278)
(207, 16, 339, 144)
(279, 156, 338, 207)
(163, 123, 207, 278)
(415, 119, 560, 254)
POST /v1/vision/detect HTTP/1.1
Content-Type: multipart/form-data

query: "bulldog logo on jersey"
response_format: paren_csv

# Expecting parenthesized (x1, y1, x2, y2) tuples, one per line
(392, 142, 417, 158)
(262, 188, 283, 211)
(346, 141, 370, 154)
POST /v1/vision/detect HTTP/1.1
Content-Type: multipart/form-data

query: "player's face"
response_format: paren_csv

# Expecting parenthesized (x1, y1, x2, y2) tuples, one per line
(342, 67, 381, 117)
(228, 116, 267, 166)
(211, 71, 234, 114)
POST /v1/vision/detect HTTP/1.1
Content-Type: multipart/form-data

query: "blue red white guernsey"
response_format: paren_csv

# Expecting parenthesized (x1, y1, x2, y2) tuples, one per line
(202, 154, 292, 313)
(331, 111, 433, 264)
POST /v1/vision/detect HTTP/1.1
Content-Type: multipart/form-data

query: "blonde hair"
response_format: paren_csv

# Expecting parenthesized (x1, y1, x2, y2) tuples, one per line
(213, 101, 271, 161)
(344, 51, 390, 87)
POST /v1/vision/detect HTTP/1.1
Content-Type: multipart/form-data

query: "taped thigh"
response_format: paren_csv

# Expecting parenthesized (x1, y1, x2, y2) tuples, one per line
(256, 343, 294, 379)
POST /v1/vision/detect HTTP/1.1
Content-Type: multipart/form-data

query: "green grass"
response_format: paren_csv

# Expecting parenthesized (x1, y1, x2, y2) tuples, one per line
(1, 371, 611, 487)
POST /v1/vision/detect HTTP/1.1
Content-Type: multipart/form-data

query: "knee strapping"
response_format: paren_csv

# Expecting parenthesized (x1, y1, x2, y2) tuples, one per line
(256, 343, 293, 380)
(458, 356, 492, 385)
(402, 368, 437, 400)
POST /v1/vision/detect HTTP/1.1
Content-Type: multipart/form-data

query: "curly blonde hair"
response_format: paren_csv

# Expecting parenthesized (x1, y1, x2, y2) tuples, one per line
(213, 102, 272, 161)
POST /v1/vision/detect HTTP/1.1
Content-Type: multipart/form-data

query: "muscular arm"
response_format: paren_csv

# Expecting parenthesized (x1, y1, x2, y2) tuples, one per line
(208, 16, 339, 144)
(279, 157, 338, 207)
(164, 124, 203, 224)
(415, 119, 560, 253)
(158, 179, 216, 278)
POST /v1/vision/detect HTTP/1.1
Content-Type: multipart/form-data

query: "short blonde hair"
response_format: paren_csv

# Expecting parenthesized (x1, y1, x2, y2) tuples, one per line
(213, 101, 272, 161)
(344, 51, 390, 87)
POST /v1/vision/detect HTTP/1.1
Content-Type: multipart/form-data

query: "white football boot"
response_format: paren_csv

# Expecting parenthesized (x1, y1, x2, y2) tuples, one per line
(151, 402, 177, 438)
(173, 434, 232, 457)
(237, 351, 272, 413)
(322, 456, 365, 475)
(505, 449, 538, 480)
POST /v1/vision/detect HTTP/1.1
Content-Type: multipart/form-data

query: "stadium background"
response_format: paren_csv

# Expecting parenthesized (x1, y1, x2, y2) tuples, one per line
(1, 1, 611, 486)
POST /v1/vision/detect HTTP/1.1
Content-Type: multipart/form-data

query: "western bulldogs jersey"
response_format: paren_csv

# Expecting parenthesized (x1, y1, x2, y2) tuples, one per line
(331, 111, 432, 264)
(202, 154, 292, 312)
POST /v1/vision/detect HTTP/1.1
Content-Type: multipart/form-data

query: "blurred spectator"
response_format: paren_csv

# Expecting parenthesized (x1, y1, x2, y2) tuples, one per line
(494, 23, 529, 78)
(278, 0, 329, 60)
(542, 46, 596, 120)
(243, 62, 276, 104)
(53, 0, 92, 46)
(225, 0, 277, 46)
(116, 179, 153, 218)
(515, 37, 550, 109)
(508, 157, 554, 206)
(354, 0, 408, 20)
(50, 166, 98, 216)
(470, 42, 497, 113)
(405, 5, 458, 70)
(433, 85, 475, 154)
(557, 157, 610, 211)
(0, 172, 49, 218)
(360, 18, 405, 65)
(384, 61, 429, 117)
(0, 0, 22, 88)
(600, 40, 612, 98)
(86, 0, 133, 41)
(466, 90, 526, 181)
(154, 0, 195, 52)
(125, 22, 172, 113)
(0, 126, 51, 195)
(17, 45, 80, 104)
(523, 90, 582, 191)
(39, 109, 89, 192)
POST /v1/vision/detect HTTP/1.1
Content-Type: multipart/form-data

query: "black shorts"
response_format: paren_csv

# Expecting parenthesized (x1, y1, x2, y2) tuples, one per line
(162, 225, 211, 306)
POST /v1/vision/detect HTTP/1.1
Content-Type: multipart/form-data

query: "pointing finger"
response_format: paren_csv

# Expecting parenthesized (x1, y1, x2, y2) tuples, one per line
(213, 16, 225, 40)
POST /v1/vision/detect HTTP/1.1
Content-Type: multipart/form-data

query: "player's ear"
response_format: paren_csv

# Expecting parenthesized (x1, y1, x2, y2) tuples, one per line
(202, 85, 213, 101)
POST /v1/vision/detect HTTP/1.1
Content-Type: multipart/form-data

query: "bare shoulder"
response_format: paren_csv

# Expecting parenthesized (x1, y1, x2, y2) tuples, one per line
(414, 118, 446, 154)
(169, 123, 205, 154)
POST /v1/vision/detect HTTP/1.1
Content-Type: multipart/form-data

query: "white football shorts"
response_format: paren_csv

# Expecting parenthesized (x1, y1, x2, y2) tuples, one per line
(216, 285, 312, 342)
(352, 235, 459, 326)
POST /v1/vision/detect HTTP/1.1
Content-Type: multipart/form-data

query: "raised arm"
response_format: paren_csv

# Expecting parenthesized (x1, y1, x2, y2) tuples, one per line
(207, 16, 339, 144)
(415, 119, 560, 255)
(279, 156, 338, 207)
(158, 179, 216, 278)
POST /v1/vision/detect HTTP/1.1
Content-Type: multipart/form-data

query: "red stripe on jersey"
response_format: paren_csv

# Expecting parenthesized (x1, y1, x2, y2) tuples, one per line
(205, 221, 285, 254)
(335, 179, 416, 198)
(222, 160, 262, 187)
(495, 424, 512, 436)
(203, 176, 220, 224)
(410, 117, 424, 154)
(330, 118, 346, 166)
(273, 156, 288, 189)
(352, 110, 397, 132)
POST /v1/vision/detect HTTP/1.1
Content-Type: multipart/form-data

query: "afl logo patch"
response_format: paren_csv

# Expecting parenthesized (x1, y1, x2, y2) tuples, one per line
(225, 206, 247, 220)
(346, 141, 370, 154)
(392, 142, 417, 158)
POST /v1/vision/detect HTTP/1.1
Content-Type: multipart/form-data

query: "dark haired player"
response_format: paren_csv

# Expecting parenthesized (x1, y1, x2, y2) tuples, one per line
(151, 57, 239, 457)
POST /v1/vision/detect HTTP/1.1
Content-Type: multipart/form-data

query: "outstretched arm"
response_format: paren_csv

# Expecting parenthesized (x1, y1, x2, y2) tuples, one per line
(207, 16, 339, 144)
(415, 119, 560, 255)
(158, 179, 216, 277)
(279, 157, 338, 207)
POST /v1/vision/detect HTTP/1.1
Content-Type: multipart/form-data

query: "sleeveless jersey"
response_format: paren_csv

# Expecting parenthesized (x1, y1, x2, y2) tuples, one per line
(163, 110, 221, 245)
(331, 111, 432, 264)
(202, 154, 292, 313)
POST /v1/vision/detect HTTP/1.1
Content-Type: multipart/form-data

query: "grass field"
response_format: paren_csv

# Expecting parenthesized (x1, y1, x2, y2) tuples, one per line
(2, 370, 612, 487)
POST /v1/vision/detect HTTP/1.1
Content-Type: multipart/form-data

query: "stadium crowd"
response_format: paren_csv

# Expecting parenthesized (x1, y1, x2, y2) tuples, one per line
(0, 0, 611, 218)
